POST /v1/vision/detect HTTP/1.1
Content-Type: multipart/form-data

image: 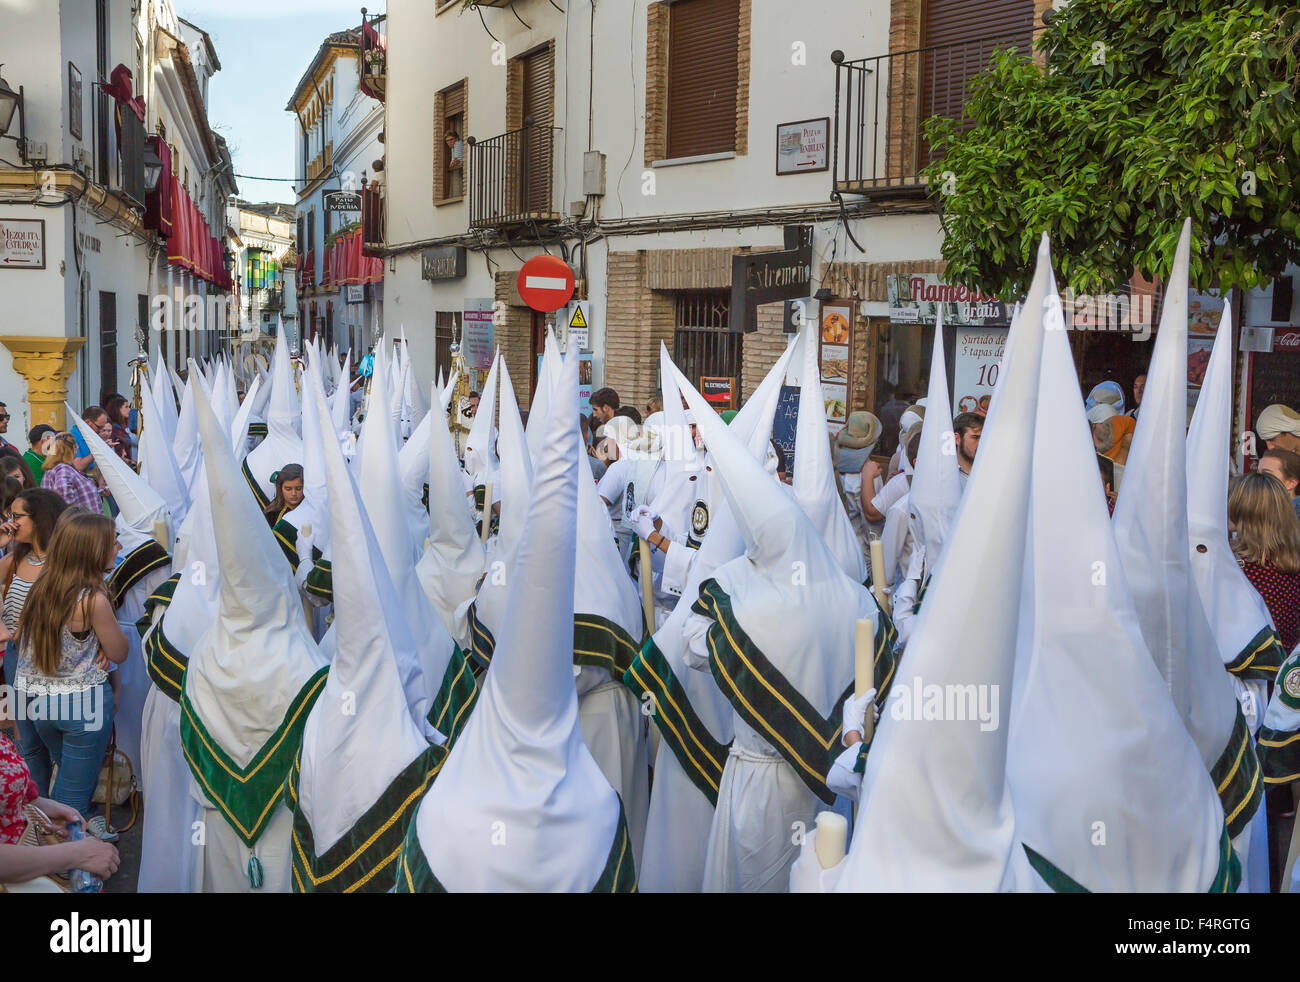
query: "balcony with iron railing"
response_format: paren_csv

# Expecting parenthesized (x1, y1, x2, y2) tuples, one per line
(360, 8, 387, 102)
(831, 28, 1044, 198)
(466, 119, 562, 230)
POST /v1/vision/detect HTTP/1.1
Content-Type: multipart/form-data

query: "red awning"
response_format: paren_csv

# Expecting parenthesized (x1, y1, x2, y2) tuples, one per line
(145, 138, 174, 237)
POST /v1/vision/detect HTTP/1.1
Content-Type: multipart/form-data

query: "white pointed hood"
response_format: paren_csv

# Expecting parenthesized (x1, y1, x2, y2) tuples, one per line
(1003, 266, 1230, 892)
(1186, 304, 1278, 669)
(417, 381, 487, 652)
(329, 350, 353, 441)
(229, 374, 262, 463)
(908, 309, 964, 571)
(351, 355, 453, 737)
(838, 235, 1054, 891)
(396, 408, 434, 545)
(794, 319, 867, 582)
(439, 366, 460, 413)
(67, 402, 171, 547)
(158, 452, 219, 655)
(410, 334, 623, 891)
(525, 328, 560, 463)
(463, 351, 500, 486)
(277, 359, 325, 545)
(1112, 219, 1238, 770)
(172, 375, 201, 492)
(138, 380, 189, 529)
(295, 371, 434, 856)
(243, 328, 305, 506)
(180, 362, 326, 770)
(151, 353, 179, 447)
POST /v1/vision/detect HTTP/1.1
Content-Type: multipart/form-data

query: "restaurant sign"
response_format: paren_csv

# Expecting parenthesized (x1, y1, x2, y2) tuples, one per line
(887, 273, 1009, 327)
(730, 245, 813, 333)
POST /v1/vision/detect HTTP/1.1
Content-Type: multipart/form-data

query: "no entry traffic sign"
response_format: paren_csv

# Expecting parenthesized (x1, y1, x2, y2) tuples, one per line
(517, 254, 576, 312)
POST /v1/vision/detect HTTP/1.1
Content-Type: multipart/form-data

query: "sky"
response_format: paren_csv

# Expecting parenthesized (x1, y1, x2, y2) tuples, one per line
(173, 0, 384, 205)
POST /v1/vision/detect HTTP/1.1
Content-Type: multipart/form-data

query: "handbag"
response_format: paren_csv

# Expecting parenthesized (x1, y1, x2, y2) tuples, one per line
(1, 804, 72, 893)
(91, 727, 140, 832)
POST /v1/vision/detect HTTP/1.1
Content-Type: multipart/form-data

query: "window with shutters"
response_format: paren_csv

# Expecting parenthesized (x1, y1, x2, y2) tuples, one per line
(672, 290, 741, 393)
(646, 0, 750, 166)
(434, 312, 458, 379)
(434, 79, 467, 204)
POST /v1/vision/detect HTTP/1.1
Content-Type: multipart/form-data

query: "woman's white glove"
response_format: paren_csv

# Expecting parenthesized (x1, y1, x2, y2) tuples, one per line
(841, 688, 878, 746)
(631, 505, 659, 540)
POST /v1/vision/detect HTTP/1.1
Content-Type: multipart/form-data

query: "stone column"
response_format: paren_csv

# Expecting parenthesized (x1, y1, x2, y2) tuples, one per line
(0, 337, 88, 430)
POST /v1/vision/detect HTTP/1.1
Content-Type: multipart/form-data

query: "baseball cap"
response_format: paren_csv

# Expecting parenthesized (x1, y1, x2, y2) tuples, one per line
(1256, 404, 1300, 440)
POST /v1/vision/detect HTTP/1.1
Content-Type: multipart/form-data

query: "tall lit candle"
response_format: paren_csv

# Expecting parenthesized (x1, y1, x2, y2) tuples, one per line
(814, 811, 848, 870)
(638, 538, 655, 635)
(152, 519, 169, 550)
(480, 481, 493, 544)
(855, 616, 876, 743)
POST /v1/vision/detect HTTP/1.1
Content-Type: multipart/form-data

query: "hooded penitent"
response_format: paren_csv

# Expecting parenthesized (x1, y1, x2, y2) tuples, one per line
(417, 380, 487, 655)
(624, 343, 800, 893)
(793, 319, 868, 584)
(242, 328, 304, 509)
(172, 374, 201, 493)
(151, 352, 179, 448)
(525, 329, 561, 463)
(229, 374, 263, 464)
(907, 309, 964, 578)
(330, 350, 354, 442)
(397, 406, 434, 546)
(1003, 257, 1238, 893)
(178, 365, 328, 892)
(463, 350, 501, 498)
(395, 336, 636, 892)
(271, 353, 327, 580)
(285, 369, 447, 893)
(1111, 220, 1259, 859)
(836, 236, 1053, 892)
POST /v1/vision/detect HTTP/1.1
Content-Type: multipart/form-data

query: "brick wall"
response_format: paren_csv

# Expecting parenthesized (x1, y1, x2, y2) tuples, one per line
(494, 270, 533, 408)
(823, 259, 946, 302)
(735, 0, 751, 156)
(605, 249, 674, 409)
(644, 3, 669, 166)
(887, 0, 923, 183)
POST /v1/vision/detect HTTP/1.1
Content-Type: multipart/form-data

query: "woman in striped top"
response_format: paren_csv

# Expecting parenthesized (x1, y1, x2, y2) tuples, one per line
(0, 490, 67, 691)
(1229, 472, 1300, 653)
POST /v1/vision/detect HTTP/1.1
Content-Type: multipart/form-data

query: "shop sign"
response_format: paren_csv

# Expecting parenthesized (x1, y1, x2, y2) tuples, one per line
(730, 246, 813, 333)
(421, 245, 467, 280)
(951, 326, 1009, 416)
(887, 273, 1009, 326)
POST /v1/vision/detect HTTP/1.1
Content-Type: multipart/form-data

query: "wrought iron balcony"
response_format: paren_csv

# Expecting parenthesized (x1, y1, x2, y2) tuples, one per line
(831, 29, 1042, 198)
(467, 121, 562, 230)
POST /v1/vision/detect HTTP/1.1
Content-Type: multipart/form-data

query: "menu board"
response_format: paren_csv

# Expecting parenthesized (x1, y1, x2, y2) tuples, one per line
(771, 385, 800, 476)
(820, 302, 854, 434)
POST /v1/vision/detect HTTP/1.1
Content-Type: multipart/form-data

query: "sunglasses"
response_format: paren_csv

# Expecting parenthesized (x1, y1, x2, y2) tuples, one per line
(0, 414, 10, 421)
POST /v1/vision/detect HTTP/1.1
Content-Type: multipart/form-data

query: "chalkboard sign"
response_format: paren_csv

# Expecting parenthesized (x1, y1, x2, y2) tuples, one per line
(1249, 340, 1300, 454)
(771, 385, 800, 476)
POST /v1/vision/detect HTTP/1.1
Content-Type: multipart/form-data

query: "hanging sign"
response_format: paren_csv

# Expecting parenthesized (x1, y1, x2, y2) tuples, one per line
(566, 300, 591, 350)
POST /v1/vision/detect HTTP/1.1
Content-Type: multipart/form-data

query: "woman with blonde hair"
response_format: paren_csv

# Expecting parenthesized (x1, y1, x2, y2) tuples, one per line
(10, 511, 127, 824)
(1229, 472, 1300, 652)
(40, 433, 102, 514)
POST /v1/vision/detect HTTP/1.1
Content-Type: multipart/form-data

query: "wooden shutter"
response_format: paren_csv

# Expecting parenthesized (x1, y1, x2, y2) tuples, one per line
(922, 0, 1034, 127)
(666, 0, 740, 159)
(443, 81, 466, 121)
(99, 291, 117, 405)
(519, 47, 554, 215)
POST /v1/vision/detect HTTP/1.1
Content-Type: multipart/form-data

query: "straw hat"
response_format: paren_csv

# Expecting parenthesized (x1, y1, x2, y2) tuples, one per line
(836, 411, 883, 450)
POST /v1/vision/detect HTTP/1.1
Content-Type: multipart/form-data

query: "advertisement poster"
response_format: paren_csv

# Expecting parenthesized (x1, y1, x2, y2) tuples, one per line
(887, 273, 1009, 327)
(578, 354, 593, 417)
(952, 326, 1008, 416)
(820, 303, 853, 434)
(462, 298, 495, 372)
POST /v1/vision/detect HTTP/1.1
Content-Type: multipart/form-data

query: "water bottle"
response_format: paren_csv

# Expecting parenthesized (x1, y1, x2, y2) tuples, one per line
(65, 819, 104, 894)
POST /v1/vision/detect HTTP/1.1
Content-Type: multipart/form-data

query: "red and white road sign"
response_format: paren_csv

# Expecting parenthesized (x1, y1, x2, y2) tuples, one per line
(517, 254, 575, 312)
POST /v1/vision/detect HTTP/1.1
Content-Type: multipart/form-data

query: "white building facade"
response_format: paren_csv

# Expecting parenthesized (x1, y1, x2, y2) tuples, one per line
(0, 0, 233, 431)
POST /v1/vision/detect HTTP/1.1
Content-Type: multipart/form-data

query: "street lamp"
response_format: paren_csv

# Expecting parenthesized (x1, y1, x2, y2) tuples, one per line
(222, 246, 234, 271)
(143, 138, 164, 191)
(0, 67, 27, 162)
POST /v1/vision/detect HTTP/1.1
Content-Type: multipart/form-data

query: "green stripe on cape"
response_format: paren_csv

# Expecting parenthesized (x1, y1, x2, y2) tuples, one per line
(143, 616, 188, 703)
(108, 540, 171, 610)
(692, 578, 896, 806)
(426, 645, 479, 747)
(622, 637, 730, 807)
(465, 605, 641, 679)
(393, 799, 638, 893)
(285, 741, 447, 893)
(137, 571, 182, 637)
(241, 458, 272, 510)
(1224, 625, 1286, 683)
(1210, 705, 1263, 840)
(1023, 824, 1240, 893)
(180, 666, 329, 847)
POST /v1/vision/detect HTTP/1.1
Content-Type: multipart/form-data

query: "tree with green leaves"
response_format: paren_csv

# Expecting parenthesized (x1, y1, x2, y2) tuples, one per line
(925, 0, 1300, 297)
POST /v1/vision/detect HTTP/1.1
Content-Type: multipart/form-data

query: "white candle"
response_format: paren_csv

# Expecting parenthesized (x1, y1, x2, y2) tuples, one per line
(814, 811, 848, 870)
(152, 519, 169, 549)
(855, 617, 876, 742)
(480, 481, 493, 544)
(869, 538, 891, 614)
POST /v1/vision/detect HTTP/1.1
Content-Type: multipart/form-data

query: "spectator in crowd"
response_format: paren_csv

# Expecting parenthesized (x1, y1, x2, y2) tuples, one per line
(590, 387, 620, 426)
(1086, 380, 1127, 416)
(580, 415, 606, 481)
(0, 478, 26, 556)
(613, 405, 643, 426)
(1259, 448, 1300, 524)
(644, 391, 664, 420)
(23, 426, 54, 487)
(0, 489, 67, 689)
(103, 394, 136, 465)
(41, 434, 103, 515)
(952, 411, 983, 482)
(865, 414, 923, 525)
(1127, 373, 1146, 419)
(0, 403, 15, 454)
(836, 411, 883, 553)
(465, 391, 480, 419)
(886, 405, 925, 481)
(264, 464, 305, 528)
(0, 730, 120, 887)
(1257, 404, 1300, 454)
(0, 449, 36, 490)
(444, 126, 464, 197)
(1229, 472, 1300, 652)
(1088, 403, 1135, 467)
(10, 510, 128, 827)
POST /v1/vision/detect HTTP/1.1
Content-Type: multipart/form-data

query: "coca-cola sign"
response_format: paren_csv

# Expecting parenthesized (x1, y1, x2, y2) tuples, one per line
(887, 273, 1010, 326)
(1275, 331, 1300, 349)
